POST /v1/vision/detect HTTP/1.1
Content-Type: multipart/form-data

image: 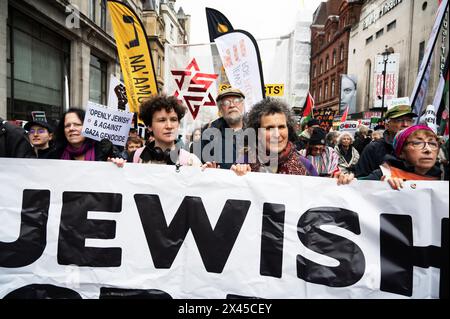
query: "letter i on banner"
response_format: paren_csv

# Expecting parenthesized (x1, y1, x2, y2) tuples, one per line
(107, 0, 159, 119)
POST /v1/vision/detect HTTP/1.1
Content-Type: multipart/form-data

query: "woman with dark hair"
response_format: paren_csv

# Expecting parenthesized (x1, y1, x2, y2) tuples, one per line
(236, 98, 318, 176)
(113, 95, 202, 167)
(53, 108, 117, 161)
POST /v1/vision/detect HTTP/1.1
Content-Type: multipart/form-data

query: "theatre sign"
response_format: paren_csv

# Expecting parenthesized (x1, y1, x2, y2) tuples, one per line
(363, 0, 403, 30)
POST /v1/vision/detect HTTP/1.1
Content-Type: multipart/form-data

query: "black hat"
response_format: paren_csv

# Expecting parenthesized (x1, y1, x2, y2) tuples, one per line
(309, 127, 326, 145)
(24, 120, 54, 133)
(307, 118, 320, 127)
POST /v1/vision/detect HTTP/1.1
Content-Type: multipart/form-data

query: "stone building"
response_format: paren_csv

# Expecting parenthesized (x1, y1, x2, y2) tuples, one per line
(347, 0, 446, 116)
(0, 0, 190, 121)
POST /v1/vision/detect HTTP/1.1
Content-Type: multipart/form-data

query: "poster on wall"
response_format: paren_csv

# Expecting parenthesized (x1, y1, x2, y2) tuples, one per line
(340, 74, 358, 115)
(374, 53, 400, 109)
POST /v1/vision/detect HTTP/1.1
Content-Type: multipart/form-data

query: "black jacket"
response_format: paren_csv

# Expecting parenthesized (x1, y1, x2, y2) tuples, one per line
(200, 117, 246, 169)
(361, 154, 442, 180)
(355, 131, 394, 178)
(0, 119, 35, 158)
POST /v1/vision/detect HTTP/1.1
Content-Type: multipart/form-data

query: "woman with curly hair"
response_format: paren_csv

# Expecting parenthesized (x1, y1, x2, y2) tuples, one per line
(113, 95, 201, 167)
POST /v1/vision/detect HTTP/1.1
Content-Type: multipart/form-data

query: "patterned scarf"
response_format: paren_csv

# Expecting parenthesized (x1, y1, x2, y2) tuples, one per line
(250, 142, 308, 175)
(301, 146, 339, 176)
(61, 141, 96, 161)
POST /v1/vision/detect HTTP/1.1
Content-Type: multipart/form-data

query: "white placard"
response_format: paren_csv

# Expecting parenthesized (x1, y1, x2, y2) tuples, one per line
(83, 101, 133, 147)
(107, 75, 130, 112)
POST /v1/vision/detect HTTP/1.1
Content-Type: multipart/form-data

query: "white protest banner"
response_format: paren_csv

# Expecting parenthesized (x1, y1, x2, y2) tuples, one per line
(0, 158, 447, 299)
(339, 121, 359, 136)
(374, 53, 400, 109)
(215, 30, 265, 112)
(83, 101, 134, 147)
(108, 75, 130, 112)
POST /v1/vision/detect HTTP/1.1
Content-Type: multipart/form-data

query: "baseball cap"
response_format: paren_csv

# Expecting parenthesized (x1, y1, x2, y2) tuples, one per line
(24, 120, 54, 133)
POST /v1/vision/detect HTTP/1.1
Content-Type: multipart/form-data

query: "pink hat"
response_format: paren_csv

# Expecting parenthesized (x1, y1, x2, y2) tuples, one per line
(392, 125, 435, 157)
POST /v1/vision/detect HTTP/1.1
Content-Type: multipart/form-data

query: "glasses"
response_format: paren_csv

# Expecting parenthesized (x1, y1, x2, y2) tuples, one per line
(28, 128, 47, 134)
(406, 141, 439, 151)
(220, 97, 243, 108)
(390, 118, 414, 124)
(64, 123, 83, 130)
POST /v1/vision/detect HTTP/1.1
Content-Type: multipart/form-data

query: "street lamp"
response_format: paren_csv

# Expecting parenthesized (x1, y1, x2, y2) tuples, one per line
(380, 46, 395, 119)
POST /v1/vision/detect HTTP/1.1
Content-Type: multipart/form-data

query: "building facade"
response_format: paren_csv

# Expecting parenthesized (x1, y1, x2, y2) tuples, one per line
(309, 0, 363, 115)
(347, 0, 447, 115)
(0, 0, 190, 122)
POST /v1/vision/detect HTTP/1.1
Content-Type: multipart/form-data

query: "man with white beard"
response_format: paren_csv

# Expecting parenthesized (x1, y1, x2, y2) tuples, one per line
(200, 88, 247, 169)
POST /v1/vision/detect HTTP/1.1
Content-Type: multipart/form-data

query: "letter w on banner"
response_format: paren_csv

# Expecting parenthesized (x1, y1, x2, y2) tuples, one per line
(215, 30, 266, 112)
(107, 0, 159, 115)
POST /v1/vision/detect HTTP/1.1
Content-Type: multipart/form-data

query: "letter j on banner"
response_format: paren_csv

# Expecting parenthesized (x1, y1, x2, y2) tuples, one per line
(107, 0, 159, 114)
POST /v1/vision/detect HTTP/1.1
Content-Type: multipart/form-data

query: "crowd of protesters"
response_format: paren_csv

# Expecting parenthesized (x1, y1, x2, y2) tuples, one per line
(1, 87, 448, 189)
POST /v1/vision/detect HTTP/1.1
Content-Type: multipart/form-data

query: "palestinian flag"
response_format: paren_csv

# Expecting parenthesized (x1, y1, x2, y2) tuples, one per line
(301, 92, 314, 124)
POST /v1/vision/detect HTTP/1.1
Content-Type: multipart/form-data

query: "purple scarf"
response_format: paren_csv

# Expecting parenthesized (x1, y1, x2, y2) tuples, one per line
(61, 141, 96, 161)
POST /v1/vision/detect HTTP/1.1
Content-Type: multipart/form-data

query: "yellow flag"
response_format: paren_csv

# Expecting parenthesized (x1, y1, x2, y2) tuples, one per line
(107, 0, 158, 114)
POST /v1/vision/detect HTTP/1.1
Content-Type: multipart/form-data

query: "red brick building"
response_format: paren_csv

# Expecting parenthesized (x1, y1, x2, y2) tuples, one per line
(310, 0, 363, 117)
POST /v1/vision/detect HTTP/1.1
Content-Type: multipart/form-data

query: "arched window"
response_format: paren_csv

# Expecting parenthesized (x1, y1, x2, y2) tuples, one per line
(320, 60, 323, 74)
(340, 45, 345, 61)
(325, 56, 329, 71)
(325, 82, 329, 99)
(332, 50, 337, 66)
(313, 64, 317, 77)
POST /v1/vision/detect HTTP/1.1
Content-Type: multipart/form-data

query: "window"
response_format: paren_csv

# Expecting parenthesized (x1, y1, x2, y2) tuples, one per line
(312, 64, 316, 77)
(7, 8, 70, 121)
(340, 45, 345, 61)
(331, 79, 335, 97)
(325, 56, 329, 71)
(387, 20, 396, 32)
(418, 41, 425, 66)
(320, 60, 323, 74)
(89, 54, 107, 104)
(157, 56, 162, 77)
(100, 0, 107, 30)
(89, 0, 96, 22)
(332, 50, 336, 66)
(365, 36, 373, 45)
(319, 85, 322, 102)
(376, 29, 384, 38)
(325, 83, 329, 99)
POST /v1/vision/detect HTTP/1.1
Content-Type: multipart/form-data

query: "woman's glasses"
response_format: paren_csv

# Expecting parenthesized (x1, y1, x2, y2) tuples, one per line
(406, 140, 439, 151)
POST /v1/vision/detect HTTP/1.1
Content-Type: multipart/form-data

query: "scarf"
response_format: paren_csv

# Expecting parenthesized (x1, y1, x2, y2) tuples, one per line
(301, 146, 340, 176)
(61, 141, 96, 161)
(250, 142, 308, 175)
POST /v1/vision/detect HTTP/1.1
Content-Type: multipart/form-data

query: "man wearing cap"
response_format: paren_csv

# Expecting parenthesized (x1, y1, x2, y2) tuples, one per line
(0, 117, 35, 158)
(24, 119, 55, 158)
(200, 87, 246, 169)
(355, 104, 417, 177)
